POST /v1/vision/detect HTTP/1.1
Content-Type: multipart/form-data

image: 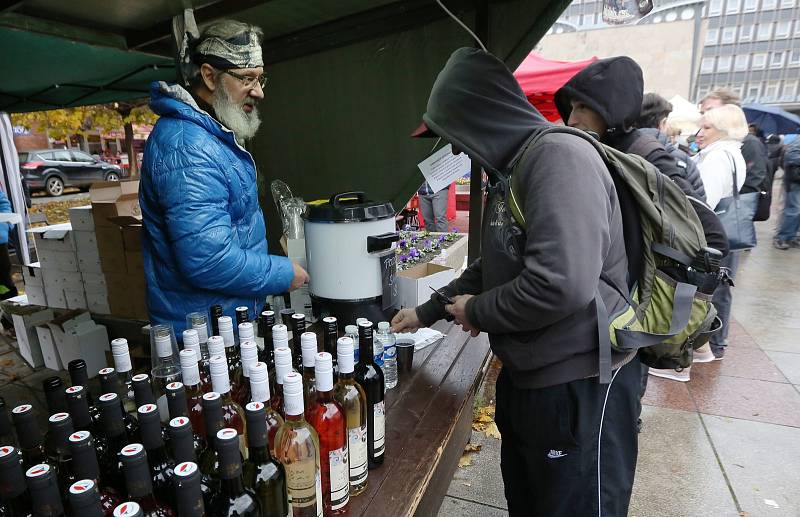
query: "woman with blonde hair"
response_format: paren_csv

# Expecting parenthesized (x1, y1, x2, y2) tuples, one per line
(693, 104, 749, 209)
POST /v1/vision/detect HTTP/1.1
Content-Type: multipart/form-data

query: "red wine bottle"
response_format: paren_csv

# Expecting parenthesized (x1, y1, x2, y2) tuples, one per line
(11, 404, 47, 470)
(354, 321, 385, 469)
(43, 377, 68, 415)
(119, 444, 175, 516)
(0, 398, 15, 447)
(68, 359, 100, 423)
(67, 430, 120, 513)
(98, 369, 139, 439)
(168, 420, 210, 509)
(0, 445, 32, 515)
(173, 461, 206, 517)
(132, 374, 157, 408)
(198, 393, 224, 494)
(208, 429, 259, 516)
(68, 479, 110, 517)
(136, 404, 175, 506)
(308, 352, 350, 515)
(66, 385, 98, 435)
(242, 401, 287, 517)
(96, 393, 133, 496)
(25, 463, 64, 517)
(44, 412, 74, 491)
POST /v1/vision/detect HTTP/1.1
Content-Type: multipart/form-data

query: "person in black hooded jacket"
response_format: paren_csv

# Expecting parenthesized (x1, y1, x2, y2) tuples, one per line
(391, 47, 640, 517)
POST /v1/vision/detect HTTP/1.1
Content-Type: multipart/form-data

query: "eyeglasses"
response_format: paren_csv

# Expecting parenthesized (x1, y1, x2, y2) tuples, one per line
(223, 70, 268, 90)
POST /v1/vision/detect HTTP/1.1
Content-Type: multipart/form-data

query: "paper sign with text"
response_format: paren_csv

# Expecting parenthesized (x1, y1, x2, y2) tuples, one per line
(417, 144, 471, 193)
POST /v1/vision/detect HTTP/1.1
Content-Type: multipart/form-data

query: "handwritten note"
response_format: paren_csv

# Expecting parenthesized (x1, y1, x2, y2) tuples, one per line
(417, 144, 471, 193)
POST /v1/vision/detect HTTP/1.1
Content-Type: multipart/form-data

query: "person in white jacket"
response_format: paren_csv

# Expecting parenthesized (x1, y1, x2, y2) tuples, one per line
(694, 103, 748, 362)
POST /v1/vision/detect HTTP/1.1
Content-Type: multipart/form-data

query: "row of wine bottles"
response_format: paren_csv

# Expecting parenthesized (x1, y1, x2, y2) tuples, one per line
(0, 310, 392, 517)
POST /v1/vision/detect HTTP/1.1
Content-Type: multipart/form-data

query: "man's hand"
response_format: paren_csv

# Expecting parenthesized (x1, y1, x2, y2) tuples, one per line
(446, 294, 479, 337)
(391, 308, 422, 334)
(289, 262, 309, 291)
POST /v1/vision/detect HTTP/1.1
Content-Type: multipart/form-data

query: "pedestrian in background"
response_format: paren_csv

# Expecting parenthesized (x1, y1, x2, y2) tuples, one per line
(417, 181, 450, 232)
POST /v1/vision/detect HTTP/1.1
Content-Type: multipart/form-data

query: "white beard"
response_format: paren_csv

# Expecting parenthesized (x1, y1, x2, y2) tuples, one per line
(212, 81, 261, 144)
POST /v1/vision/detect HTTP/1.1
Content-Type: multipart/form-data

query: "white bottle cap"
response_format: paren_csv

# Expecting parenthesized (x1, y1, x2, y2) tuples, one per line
(113, 502, 141, 517)
(209, 355, 230, 394)
(249, 362, 271, 403)
(238, 322, 255, 342)
(344, 325, 358, 335)
(240, 340, 258, 377)
(337, 337, 355, 374)
(218, 316, 235, 348)
(272, 324, 289, 350)
(111, 338, 133, 373)
(274, 347, 293, 385)
(314, 352, 334, 392)
(179, 349, 200, 387)
(154, 333, 173, 358)
(301, 332, 318, 368)
(378, 321, 390, 331)
(182, 329, 200, 355)
(191, 319, 209, 344)
(207, 335, 226, 358)
(355, 318, 368, 326)
(282, 372, 304, 416)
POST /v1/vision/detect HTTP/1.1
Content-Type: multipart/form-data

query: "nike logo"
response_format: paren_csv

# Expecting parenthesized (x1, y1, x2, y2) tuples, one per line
(547, 450, 567, 459)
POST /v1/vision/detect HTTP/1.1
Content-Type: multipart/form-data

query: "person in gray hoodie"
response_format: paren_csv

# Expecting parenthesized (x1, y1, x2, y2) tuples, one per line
(392, 47, 640, 517)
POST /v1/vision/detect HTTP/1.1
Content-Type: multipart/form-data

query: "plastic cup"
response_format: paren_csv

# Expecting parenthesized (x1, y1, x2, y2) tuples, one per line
(396, 340, 415, 375)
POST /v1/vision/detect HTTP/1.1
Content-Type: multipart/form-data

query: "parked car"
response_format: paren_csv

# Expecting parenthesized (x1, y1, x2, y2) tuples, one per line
(18, 149, 123, 197)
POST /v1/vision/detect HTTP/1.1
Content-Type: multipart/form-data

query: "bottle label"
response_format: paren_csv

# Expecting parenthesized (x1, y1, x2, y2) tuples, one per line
(329, 447, 350, 510)
(384, 344, 397, 360)
(348, 425, 368, 485)
(286, 457, 320, 509)
(373, 401, 386, 458)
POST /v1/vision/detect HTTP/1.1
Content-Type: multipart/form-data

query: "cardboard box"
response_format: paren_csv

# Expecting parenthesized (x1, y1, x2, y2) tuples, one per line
(27, 223, 74, 253)
(95, 226, 124, 258)
(121, 224, 141, 252)
(37, 250, 79, 272)
(36, 325, 62, 370)
(397, 263, 456, 309)
(25, 285, 47, 306)
(125, 251, 144, 275)
(78, 255, 102, 273)
(41, 268, 83, 291)
(65, 288, 88, 310)
(22, 262, 44, 287)
(86, 290, 111, 314)
(82, 272, 108, 288)
(44, 284, 67, 309)
(74, 230, 99, 254)
(90, 180, 140, 227)
(46, 311, 110, 377)
(7, 305, 55, 368)
(68, 206, 94, 231)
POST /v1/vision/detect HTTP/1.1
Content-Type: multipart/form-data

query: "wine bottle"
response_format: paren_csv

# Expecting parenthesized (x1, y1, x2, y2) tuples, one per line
(173, 461, 205, 517)
(181, 330, 210, 392)
(235, 340, 258, 408)
(217, 317, 243, 401)
(290, 313, 307, 371)
(110, 339, 137, 406)
(279, 309, 295, 329)
(0, 446, 32, 515)
(209, 356, 246, 457)
(166, 382, 189, 420)
(178, 350, 206, 440)
(25, 463, 64, 517)
(132, 374, 156, 408)
(208, 429, 259, 516)
(0, 398, 15, 446)
(112, 501, 144, 517)
(333, 337, 368, 496)
(257, 311, 275, 363)
(274, 372, 322, 517)
(67, 430, 120, 513)
(186, 312, 210, 349)
(11, 404, 47, 469)
(235, 307, 249, 327)
(247, 362, 283, 457)
(321, 317, 338, 377)
(242, 402, 287, 517)
(308, 352, 350, 515)
(136, 405, 175, 506)
(354, 321, 386, 468)
(197, 393, 224, 493)
(68, 360, 98, 423)
(271, 347, 294, 419)
(300, 332, 318, 413)
(344, 326, 359, 364)
(119, 444, 175, 516)
(68, 479, 108, 517)
(65, 385, 97, 434)
(270, 324, 289, 398)
(168, 418, 210, 509)
(44, 412, 73, 490)
(96, 393, 132, 495)
(98, 369, 139, 438)
(150, 327, 182, 424)
(43, 377, 68, 415)
(208, 305, 224, 338)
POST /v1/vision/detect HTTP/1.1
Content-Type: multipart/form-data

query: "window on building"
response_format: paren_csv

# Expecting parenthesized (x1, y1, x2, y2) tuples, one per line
(744, 0, 759, 10)
(726, 0, 742, 12)
(721, 27, 737, 43)
(771, 51, 786, 68)
(717, 55, 733, 72)
(764, 82, 780, 100)
(790, 50, 800, 66)
(780, 0, 795, 7)
(735, 54, 750, 70)
(752, 53, 768, 68)
(782, 81, 798, 100)
(762, 0, 777, 8)
(709, 0, 723, 14)
(746, 83, 762, 101)
(775, 20, 792, 38)
(739, 25, 754, 41)
(757, 22, 774, 40)
(706, 28, 720, 45)
(701, 57, 716, 73)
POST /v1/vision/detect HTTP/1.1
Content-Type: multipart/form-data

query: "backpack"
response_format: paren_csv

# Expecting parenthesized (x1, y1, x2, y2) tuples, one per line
(785, 139, 800, 169)
(507, 127, 721, 383)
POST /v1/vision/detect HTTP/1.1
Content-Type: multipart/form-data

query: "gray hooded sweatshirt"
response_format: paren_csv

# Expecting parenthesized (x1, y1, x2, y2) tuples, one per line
(415, 48, 631, 389)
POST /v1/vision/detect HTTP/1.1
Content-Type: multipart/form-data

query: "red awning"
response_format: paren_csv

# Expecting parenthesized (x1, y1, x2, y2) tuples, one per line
(513, 53, 597, 122)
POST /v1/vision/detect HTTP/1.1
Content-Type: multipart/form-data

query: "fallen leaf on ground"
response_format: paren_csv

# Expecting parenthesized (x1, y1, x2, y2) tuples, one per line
(464, 443, 482, 453)
(461, 482, 472, 487)
(484, 421, 501, 440)
(458, 453, 473, 468)
(739, 512, 750, 517)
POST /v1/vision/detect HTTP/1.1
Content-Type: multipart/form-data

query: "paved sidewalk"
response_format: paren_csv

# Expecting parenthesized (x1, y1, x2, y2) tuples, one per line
(438, 186, 800, 516)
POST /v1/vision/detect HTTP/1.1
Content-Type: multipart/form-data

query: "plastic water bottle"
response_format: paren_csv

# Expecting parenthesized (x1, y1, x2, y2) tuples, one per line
(377, 322, 397, 389)
(345, 324, 360, 363)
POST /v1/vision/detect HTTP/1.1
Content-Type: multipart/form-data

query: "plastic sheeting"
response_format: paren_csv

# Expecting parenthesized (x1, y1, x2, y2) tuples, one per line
(0, 113, 31, 265)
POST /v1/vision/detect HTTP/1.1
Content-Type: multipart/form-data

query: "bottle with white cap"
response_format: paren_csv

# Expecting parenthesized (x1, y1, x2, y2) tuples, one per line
(247, 362, 284, 458)
(234, 340, 258, 407)
(218, 316, 244, 404)
(344, 325, 360, 364)
(186, 312, 210, 349)
(181, 329, 210, 391)
(112, 501, 144, 517)
(307, 352, 350, 515)
(271, 347, 294, 419)
(209, 355, 246, 458)
(300, 332, 318, 412)
(332, 337, 368, 496)
(150, 325, 182, 424)
(376, 321, 398, 389)
(271, 324, 289, 396)
(111, 338, 136, 401)
(178, 349, 206, 439)
(274, 372, 323, 517)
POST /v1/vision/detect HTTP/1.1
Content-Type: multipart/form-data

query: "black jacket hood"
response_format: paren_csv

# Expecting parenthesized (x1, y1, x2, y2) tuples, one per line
(554, 56, 644, 135)
(421, 47, 549, 173)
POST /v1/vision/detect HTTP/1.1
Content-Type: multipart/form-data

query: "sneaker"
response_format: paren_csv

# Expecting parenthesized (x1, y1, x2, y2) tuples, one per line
(790, 238, 800, 249)
(648, 367, 691, 382)
(712, 347, 725, 361)
(774, 240, 790, 250)
(693, 343, 715, 363)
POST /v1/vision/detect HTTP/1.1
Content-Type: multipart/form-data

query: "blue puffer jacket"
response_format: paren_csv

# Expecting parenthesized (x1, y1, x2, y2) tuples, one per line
(0, 189, 13, 245)
(141, 81, 294, 333)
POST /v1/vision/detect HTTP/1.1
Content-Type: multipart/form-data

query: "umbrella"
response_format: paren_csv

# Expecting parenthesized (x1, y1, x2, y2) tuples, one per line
(742, 103, 800, 135)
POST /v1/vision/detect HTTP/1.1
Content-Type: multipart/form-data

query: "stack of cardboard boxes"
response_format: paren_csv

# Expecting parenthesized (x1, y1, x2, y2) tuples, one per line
(25, 223, 86, 310)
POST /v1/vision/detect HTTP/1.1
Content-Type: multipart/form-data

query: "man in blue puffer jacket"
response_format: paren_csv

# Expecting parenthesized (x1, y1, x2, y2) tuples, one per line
(141, 19, 308, 333)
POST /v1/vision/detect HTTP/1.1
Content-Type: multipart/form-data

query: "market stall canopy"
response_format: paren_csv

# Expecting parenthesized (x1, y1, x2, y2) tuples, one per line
(0, 0, 571, 233)
(513, 53, 597, 122)
(666, 94, 702, 135)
